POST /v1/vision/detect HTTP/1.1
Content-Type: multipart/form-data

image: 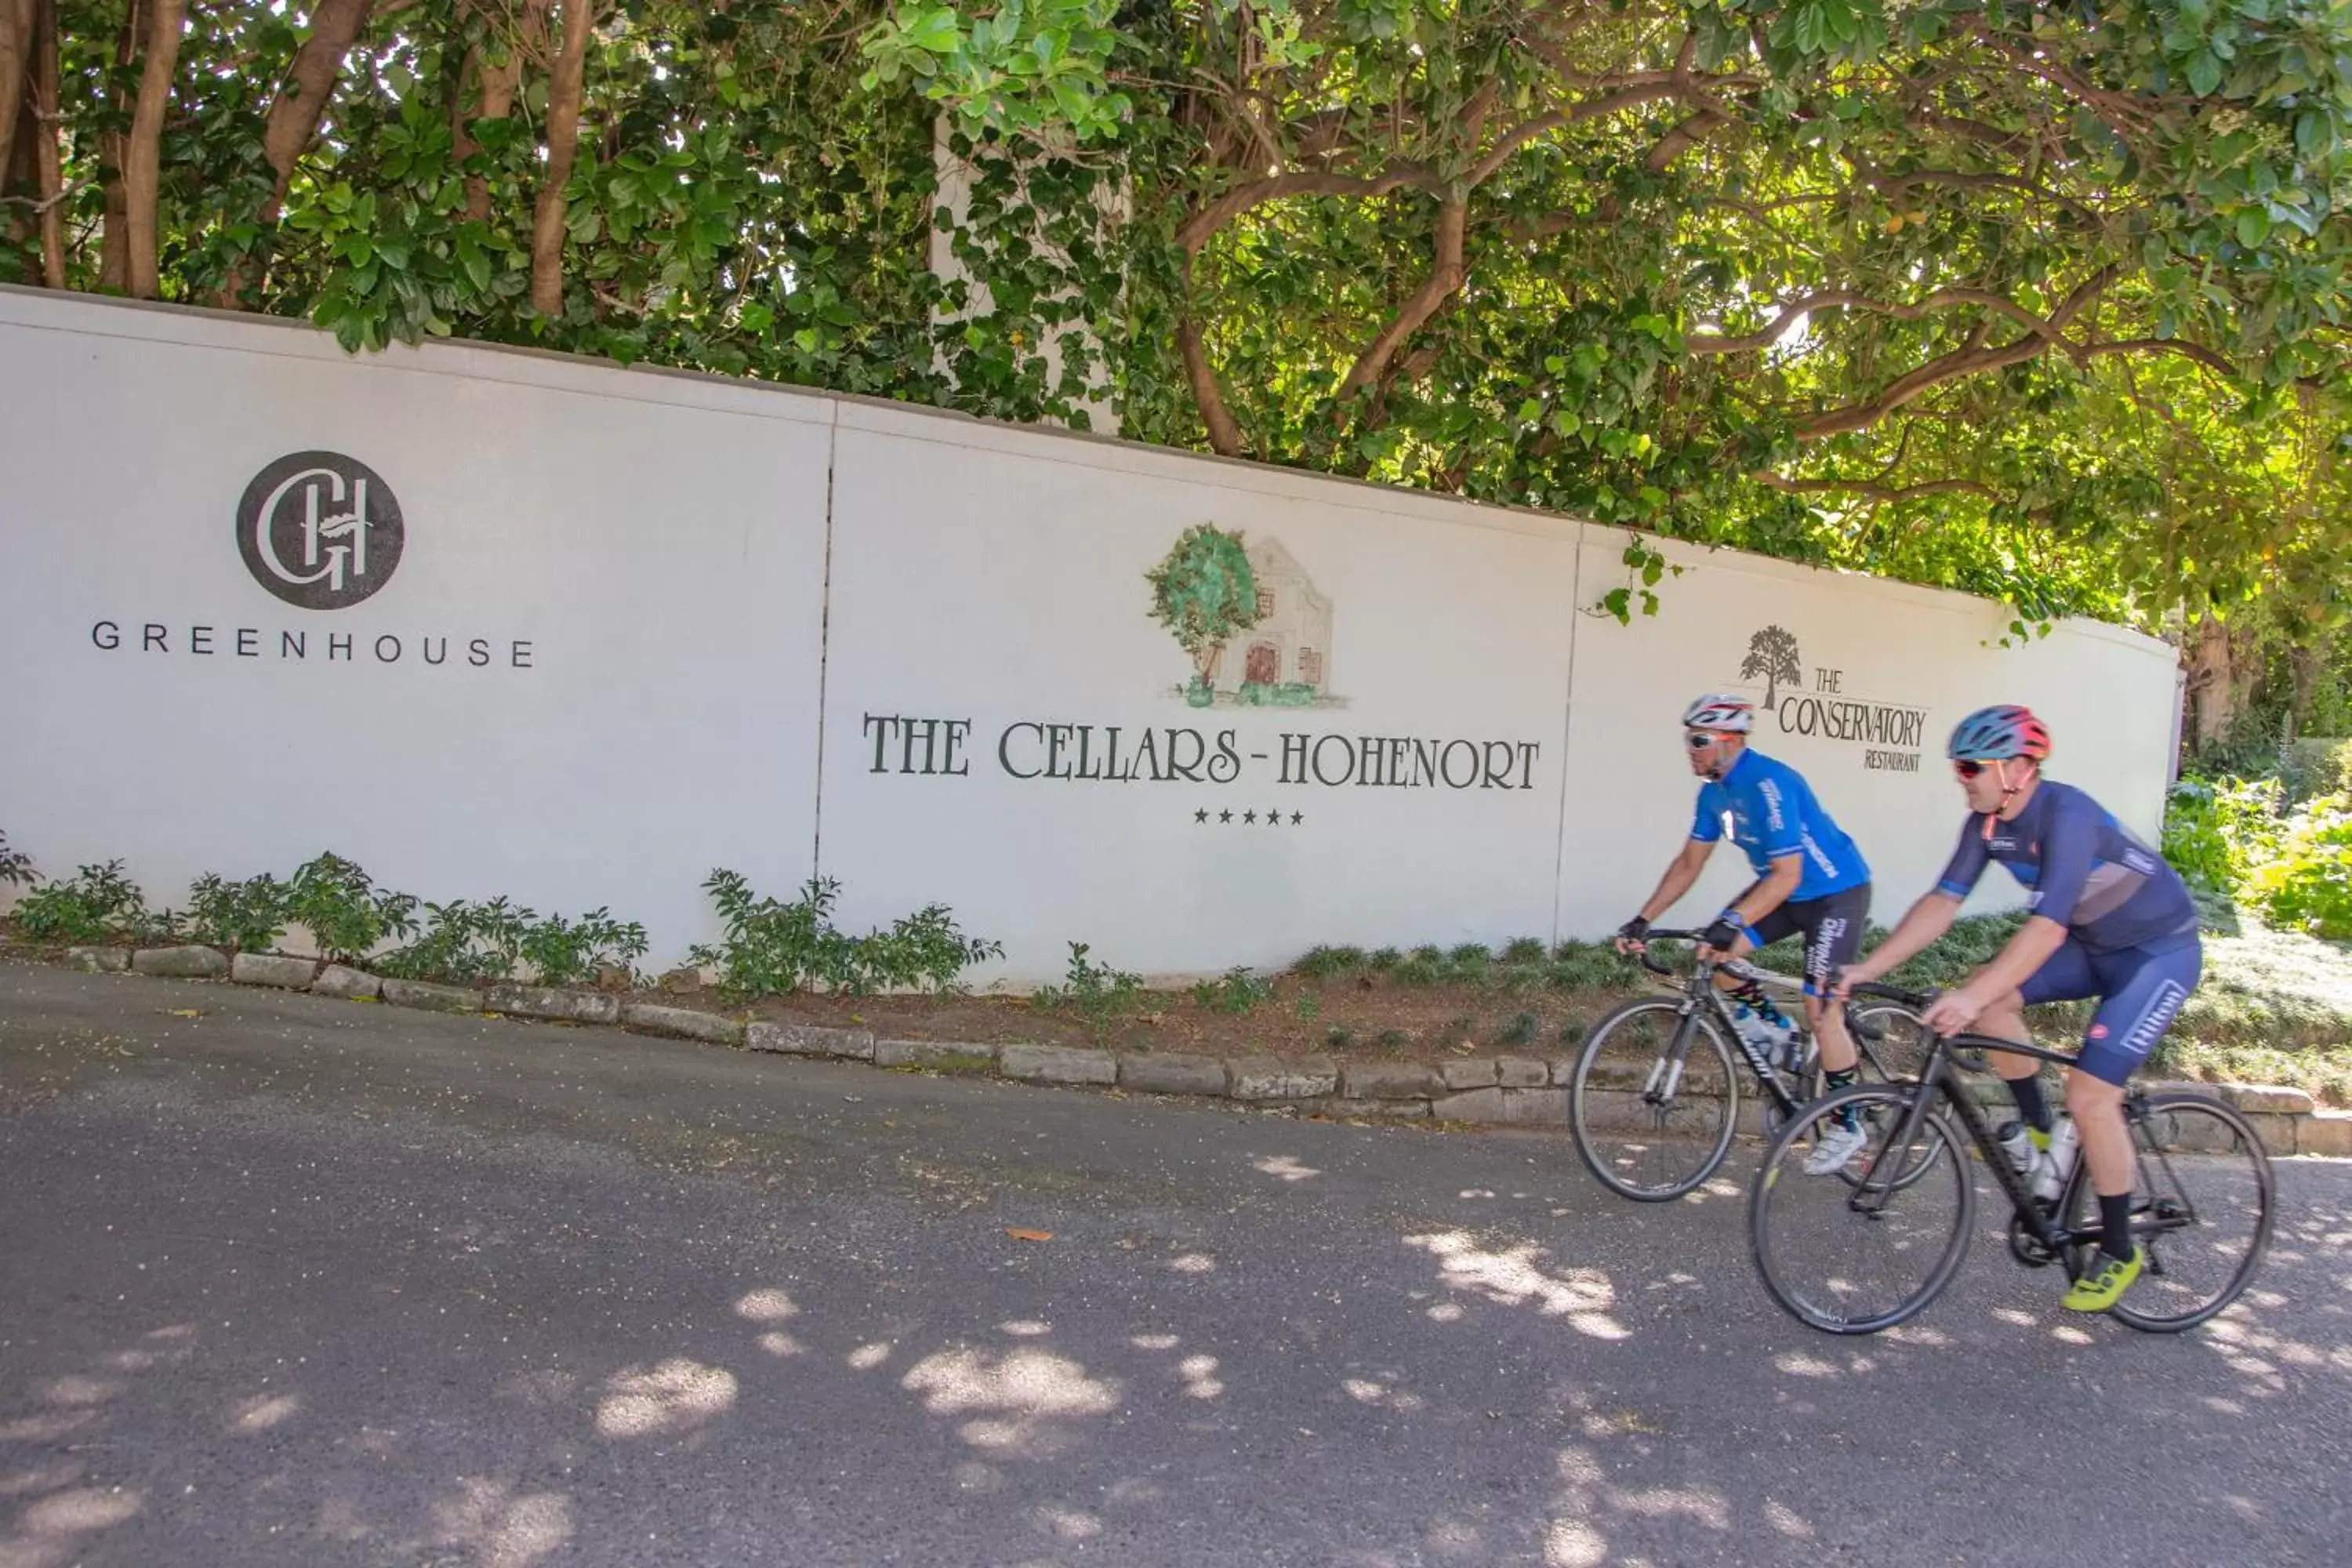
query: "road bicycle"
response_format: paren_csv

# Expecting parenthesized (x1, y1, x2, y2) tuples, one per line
(1565, 931, 1931, 1201)
(1748, 979, 2276, 1334)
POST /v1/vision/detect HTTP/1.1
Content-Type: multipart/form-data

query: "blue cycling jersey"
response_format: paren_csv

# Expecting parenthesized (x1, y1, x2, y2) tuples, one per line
(1935, 779, 2199, 955)
(1690, 749, 1871, 901)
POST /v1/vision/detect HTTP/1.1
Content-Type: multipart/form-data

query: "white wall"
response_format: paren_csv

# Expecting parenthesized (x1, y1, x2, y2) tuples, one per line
(0, 289, 830, 952)
(0, 288, 2183, 980)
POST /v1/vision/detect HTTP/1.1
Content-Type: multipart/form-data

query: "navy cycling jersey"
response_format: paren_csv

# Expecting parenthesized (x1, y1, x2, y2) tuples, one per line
(1690, 749, 1871, 901)
(1936, 779, 2198, 954)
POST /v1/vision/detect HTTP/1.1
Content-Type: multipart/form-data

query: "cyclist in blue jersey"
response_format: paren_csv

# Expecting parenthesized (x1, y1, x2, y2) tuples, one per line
(1836, 705, 2202, 1312)
(1616, 694, 1876, 1175)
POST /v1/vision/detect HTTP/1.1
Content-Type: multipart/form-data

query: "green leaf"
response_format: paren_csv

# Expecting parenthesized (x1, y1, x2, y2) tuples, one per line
(905, 6, 963, 54)
(2238, 207, 2272, 248)
(2188, 49, 2223, 97)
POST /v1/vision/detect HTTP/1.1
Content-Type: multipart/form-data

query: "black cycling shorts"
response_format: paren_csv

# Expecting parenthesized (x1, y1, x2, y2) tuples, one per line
(1737, 882, 1871, 996)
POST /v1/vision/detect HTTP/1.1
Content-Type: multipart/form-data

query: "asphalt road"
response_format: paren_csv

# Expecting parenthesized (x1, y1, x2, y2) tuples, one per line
(2, 959, 2347, 1567)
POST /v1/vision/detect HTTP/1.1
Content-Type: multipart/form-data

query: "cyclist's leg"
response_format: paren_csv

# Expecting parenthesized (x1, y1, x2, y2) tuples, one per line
(1799, 885, 1870, 1077)
(2067, 939, 2204, 1279)
(1708, 882, 1774, 996)
(1988, 937, 2101, 1136)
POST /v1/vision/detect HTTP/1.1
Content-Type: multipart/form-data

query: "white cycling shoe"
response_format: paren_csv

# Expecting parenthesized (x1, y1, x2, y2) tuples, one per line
(1802, 1118, 1869, 1176)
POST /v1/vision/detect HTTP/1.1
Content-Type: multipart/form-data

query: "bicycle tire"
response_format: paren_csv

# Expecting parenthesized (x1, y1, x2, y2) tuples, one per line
(1569, 996, 1740, 1201)
(2057, 1091, 2276, 1333)
(1762, 1004, 1945, 1195)
(1749, 1083, 1976, 1335)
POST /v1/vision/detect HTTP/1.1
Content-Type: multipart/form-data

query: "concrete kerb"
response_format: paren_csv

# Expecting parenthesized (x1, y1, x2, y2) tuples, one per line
(55, 945, 2350, 1152)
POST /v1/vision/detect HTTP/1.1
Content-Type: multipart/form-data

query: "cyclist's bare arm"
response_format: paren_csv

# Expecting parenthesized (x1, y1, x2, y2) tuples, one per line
(1623, 839, 1713, 942)
(1840, 889, 1965, 987)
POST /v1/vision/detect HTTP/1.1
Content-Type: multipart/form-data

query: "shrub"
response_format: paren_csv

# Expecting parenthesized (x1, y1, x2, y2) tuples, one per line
(13, 860, 160, 944)
(1192, 967, 1271, 1014)
(689, 870, 1000, 999)
(2162, 776, 2282, 893)
(187, 873, 291, 953)
(288, 853, 418, 964)
(1294, 945, 1365, 978)
(0, 831, 33, 888)
(1031, 942, 1145, 1040)
(2244, 794, 2352, 940)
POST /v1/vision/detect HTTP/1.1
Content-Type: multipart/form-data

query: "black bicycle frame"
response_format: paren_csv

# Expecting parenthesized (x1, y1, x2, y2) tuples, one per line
(1844, 982, 2103, 1256)
(1635, 930, 1886, 1123)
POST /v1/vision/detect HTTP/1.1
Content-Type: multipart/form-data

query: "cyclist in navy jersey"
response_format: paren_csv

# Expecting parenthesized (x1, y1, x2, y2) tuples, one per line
(1837, 705, 2201, 1312)
(1616, 694, 1876, 1175)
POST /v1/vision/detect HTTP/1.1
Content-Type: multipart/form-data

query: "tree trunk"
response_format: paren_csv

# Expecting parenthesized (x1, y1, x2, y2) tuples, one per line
(2187, 615, 2238, 753)
(0, 0, 30, 198)
(463, 0, 543, 221)
(97, 0, 146, 292)
(122, 0, 183, 299)
(31, 0, 60, 286)
(216, 0, 376, 305)
(2286, 644, 2322, 743)
(528, 0, 594, 318)
(259, 0, 373, 216)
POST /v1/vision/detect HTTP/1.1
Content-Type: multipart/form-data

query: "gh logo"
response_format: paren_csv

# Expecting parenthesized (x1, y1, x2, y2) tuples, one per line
(236, 452, 405, 610)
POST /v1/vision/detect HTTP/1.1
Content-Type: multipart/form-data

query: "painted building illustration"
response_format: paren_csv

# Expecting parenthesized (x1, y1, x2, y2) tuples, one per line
(1146, 524, 1341, 707)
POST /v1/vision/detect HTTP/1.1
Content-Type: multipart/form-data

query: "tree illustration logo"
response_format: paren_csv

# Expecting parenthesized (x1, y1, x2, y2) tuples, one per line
(1740, 625, 1802, 710)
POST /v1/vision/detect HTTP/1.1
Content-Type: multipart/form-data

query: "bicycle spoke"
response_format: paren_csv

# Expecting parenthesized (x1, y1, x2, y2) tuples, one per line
(2061, 1094, 2275, 1333)
(1749, 1086, 1974, 1334)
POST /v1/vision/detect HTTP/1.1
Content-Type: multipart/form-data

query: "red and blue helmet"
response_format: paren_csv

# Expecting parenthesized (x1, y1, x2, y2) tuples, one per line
(1947, 705, 2052, 762)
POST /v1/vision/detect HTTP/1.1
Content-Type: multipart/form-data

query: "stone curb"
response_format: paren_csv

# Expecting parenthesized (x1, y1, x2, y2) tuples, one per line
(69, 946, 2349, 1153)
(314, 964, 382, 1000)
(619, 1002, 748, 1047)
(746, 1022, 873, 1061)
(485, 983, 620, 1025)
(383, 978, 487, 1014)
(231, 953, 319, 990)
(132, 945, 229, 979)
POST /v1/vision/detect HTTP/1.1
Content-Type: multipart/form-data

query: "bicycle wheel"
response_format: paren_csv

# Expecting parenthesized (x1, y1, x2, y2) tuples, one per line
(1569, 997, 1740, 1201)
(1848, 1003, 1931, 1083)
(1750, 1083, 1976, 1334)
(1766, 1004, 1944, 1193)
(2057, 1091, 2276, 1333)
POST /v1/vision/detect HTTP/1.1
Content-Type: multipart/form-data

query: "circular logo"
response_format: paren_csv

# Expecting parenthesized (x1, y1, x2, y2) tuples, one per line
(235, 451, 404, 610)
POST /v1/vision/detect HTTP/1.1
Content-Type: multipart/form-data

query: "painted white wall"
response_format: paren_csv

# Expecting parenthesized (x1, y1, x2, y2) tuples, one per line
(0, 289, 830, 950)
(1558, 535, 2175, 942)
(0, 289, 2183, 979)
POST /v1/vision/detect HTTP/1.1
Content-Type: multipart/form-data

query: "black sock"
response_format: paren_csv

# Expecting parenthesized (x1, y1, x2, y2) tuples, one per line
(1824, 1066, 1859, 1128)
(2098, 1192, 2136, 1262)
(2005, 1073, 2054, 1135)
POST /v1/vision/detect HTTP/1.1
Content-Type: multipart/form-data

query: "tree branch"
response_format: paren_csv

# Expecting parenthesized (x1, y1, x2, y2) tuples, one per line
(31, 0, 62, 287)
(1688, 281, 2092, 357)
(1755, 472, 1994, 503)
(0, 0, 30, 198)
(1791, 266, 2118, 440)
(1337, 198, 1466, 403)
(260, 0, 374, 215)
(1178, 256, 1245, 457)
(1646, 103, 1729, 172)
(122, 0, 183, 299)
(2079, 337, 2238, 379)
(529, 0, 596, 317)
(1177, 166, 1439, 254)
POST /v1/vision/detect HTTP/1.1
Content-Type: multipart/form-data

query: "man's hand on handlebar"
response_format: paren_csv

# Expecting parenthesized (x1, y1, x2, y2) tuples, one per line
(1612, 915, 1650, 956)
(1693, 913, 1742, 963)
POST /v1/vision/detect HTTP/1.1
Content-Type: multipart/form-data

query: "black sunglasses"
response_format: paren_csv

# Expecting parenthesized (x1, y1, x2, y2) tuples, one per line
(1684, 731, 1720, 750)
(1954, 759, 1987, 778)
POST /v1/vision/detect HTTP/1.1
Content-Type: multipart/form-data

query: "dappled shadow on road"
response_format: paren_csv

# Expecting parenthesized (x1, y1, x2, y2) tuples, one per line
(3, 1084, 2350, 1566)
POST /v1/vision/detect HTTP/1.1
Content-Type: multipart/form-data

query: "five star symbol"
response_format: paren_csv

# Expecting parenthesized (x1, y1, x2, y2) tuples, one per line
(1197, 806, 1302, 826)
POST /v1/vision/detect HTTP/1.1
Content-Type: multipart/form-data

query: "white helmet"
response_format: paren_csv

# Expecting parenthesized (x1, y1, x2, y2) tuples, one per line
(1681, 693, 1755, 733)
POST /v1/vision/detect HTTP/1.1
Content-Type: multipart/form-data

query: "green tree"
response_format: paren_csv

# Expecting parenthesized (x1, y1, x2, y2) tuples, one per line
(1145, 523, 1261, 703)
